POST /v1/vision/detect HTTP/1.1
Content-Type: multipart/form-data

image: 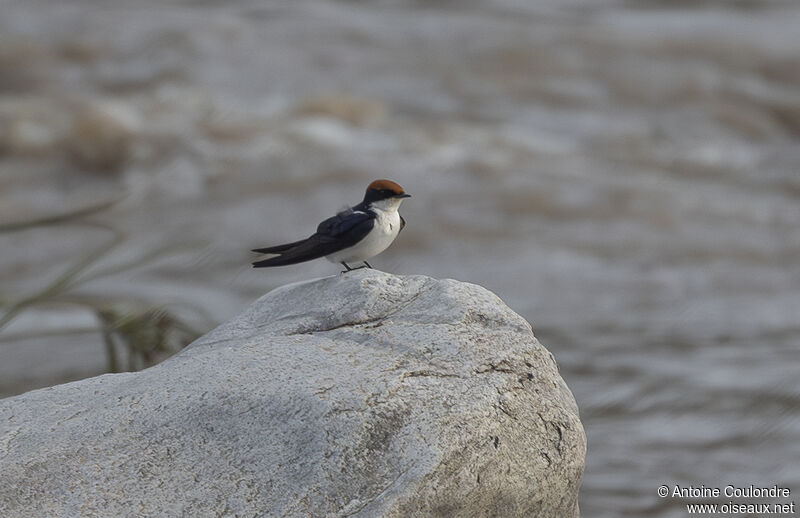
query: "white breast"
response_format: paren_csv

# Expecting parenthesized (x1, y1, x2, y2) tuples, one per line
(325, 207, 401, 264)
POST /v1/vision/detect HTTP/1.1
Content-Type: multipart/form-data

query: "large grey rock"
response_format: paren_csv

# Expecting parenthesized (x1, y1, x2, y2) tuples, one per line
(0, 270, 585, 517)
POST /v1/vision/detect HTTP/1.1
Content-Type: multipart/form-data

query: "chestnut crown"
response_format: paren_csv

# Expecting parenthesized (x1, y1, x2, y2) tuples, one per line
(363, 179, 410, 203)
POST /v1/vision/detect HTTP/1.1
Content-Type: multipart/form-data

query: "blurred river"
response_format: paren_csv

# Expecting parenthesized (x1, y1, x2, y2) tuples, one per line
(1, 1, 799, 516)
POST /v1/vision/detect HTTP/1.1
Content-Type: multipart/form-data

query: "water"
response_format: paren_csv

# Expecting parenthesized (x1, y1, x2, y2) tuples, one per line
(1, 1, 799, 515)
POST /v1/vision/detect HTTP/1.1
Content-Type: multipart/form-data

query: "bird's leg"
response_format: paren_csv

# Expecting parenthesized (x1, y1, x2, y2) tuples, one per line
(363, 261, 373, 269)
(341, 262, 353, 273)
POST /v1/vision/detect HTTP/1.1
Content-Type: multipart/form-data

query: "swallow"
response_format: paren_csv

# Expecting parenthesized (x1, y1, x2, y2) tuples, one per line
(252, 179, 410, 271)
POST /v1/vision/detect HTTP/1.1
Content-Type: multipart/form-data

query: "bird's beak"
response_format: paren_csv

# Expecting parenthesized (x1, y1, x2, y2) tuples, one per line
(394, 193, 411, 198)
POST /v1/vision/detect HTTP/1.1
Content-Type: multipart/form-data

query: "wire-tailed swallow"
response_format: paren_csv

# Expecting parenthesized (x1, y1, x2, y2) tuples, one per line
(252, 179, 410, 271)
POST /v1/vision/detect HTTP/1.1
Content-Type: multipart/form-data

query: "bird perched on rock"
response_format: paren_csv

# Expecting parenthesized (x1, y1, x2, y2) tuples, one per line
(252, 179, 410, 271)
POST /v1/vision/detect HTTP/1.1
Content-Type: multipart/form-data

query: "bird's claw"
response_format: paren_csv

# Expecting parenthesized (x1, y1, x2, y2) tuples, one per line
(340, 261, 373, 273)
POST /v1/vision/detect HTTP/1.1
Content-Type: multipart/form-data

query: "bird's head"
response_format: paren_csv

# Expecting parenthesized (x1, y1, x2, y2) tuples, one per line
(363, 179, 411, 210)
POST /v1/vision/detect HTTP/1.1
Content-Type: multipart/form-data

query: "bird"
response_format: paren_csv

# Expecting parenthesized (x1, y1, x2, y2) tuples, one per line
(251, 179, 410, 271)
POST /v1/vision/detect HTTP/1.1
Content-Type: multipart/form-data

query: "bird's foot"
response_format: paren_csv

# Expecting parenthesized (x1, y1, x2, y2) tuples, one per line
(340, 261, 373, 273)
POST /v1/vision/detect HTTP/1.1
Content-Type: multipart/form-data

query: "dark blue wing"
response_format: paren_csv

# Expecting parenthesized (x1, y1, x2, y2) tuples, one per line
(317, 209, 375, 240)
(252, 208, 374, 268)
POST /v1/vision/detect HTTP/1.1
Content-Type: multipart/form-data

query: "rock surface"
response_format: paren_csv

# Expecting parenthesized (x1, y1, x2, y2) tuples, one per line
(0, 270, 585, 517)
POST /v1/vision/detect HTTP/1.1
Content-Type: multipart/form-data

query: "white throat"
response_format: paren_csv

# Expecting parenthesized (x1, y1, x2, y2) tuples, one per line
(369, 197, 403, 213)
